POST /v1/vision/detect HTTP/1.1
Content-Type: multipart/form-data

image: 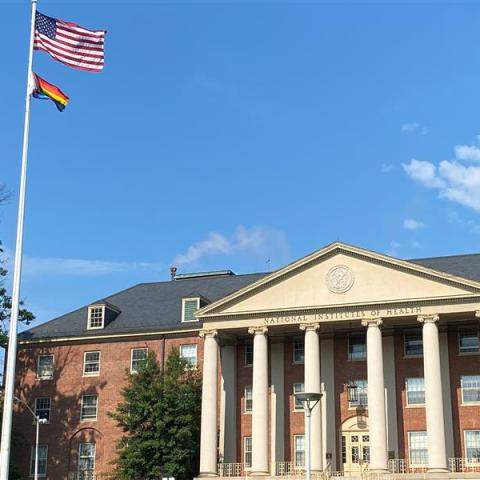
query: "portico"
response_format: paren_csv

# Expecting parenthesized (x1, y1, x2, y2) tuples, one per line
(195, 242, 480, 478)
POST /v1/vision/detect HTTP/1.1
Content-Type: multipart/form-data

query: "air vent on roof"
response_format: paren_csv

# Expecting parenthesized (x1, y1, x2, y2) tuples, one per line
(174, 270, 235, 280)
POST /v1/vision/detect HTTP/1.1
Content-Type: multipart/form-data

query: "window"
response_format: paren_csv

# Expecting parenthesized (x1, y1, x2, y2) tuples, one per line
(461, 375, 480, 404)
(87, 306, 104, 329)
(30, 444, 48, 476)
(182, 298, 199, 322)
(408, 431, 428, 465)
(245, 343, 253, 367)
(293, 340, 304, 363)
(459, 329, 480, 354)
(349, 380, 368, 407)
(37, 355, 54, 380)
(348, 334, 366, 360)
(294, 435, 305, 467)
(405, 332, 423, 357)
(35, 397, 51, 422)
(244, 437, 252, 468)
(180, 344, 197, 368)
(406, 378, 425, 406)
(131, 348, 148, 373)
(83, 352, 100, 376)
(465, 431, 480, 463)
(79, 443, 96, 473)
(244, 385, 253, 413)
(80, 395, 98, 421)
(293, 383, 305, 410)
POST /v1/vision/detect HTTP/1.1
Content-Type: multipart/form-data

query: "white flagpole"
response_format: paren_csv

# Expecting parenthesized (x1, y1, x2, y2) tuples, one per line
(0, 0, 37, 477)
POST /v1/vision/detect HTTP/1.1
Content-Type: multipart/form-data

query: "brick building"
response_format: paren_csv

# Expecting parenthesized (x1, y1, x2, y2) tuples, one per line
(11, 242, 480, 479)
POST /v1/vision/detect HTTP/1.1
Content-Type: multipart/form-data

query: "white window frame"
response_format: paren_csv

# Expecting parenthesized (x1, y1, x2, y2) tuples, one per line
(293, 339, 305, 364)
(461, 375, 480, 405)
(293, 383, 305, 411)
(244, 385, 253, 413)
(459, 328, 480, 354)
(83, 351, 101, 377)
(245, 343, 253, 367)
(78, 442, 96, 473)
(464, 430, 480, 465)
(30, 444, 48, 476)
(408, 431, 428, 466)
(180, 344, 197, 368)
(80, 395, 98, 421)
(37, 354, 54, 380)
(130, 347, 148, 373)
(348, 333, 367, 361)
(294, 435, 305, 468)
(244, 436, 252, 469)
(87, 305, 105, 330)
(181, 297, 200, 323)
(34, 397, 51, 423)
(405, 377, 425, 407)
(404, 331, 423, 358)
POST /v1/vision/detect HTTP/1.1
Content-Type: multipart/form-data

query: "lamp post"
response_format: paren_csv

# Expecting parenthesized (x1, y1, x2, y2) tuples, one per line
(9, 395, 46, 480)
(294, 392, 322, 480)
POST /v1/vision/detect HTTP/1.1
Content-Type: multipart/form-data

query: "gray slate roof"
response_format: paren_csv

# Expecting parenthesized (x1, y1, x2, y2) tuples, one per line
(20, 272, 268, 341)
(20, 252, 480, 341)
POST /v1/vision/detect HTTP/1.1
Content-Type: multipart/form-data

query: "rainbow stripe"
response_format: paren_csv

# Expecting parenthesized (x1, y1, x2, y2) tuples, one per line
(32, 73, 69, 111)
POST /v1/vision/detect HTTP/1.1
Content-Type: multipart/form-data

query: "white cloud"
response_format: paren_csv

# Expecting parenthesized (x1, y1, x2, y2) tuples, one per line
(401, 122, 428, 135)
(403, 159, 445, 188)
(380, 163, 395, 173)
(411, 241, 422, 248)
(173, 225, 289, 267)
(403, 218, 426, 231)
(454, 144, 480, 162)
(404, 140, 480, 211)
(2, 248, 163, 277)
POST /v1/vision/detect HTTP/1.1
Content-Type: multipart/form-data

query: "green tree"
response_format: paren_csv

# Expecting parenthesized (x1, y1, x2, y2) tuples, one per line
(110, 349, 202, 480)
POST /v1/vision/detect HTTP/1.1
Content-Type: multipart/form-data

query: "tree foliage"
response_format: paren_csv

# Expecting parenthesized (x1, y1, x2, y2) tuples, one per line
(0, 185, 35, 347)
(110, 349, 202, 480)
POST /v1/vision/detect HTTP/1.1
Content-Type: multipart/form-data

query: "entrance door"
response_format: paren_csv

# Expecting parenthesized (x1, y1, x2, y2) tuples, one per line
(341, 431, 370, 473)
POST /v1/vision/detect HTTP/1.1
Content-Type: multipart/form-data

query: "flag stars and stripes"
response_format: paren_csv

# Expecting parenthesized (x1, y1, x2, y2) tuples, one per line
(34, 11, 106, 72)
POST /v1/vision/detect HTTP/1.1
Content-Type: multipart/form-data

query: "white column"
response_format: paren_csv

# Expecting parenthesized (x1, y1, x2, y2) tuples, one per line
(300, 323, 323, 472)
(418, 315, 448, 473)
(248, 327, 270, 476)
(362, 318, 388, 473)
(199, 330, 219, 477)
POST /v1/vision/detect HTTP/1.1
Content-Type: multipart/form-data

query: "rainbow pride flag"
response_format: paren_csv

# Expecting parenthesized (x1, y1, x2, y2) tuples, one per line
(32, 73, 69, 111)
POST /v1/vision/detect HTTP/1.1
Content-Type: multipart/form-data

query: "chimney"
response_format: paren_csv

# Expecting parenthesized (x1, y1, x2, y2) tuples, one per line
(170, 266, 177, 281)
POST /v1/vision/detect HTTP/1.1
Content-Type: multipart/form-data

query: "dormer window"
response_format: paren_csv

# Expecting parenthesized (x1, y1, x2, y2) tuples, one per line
(86, 302, 121, 330)
(88, 305, 105, 330)
(182, 298, 200, 323)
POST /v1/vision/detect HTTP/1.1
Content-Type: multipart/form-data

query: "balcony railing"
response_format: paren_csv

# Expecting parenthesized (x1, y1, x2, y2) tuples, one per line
(68, 473, 114, 480)
(217, 463, 248, 477)
(449, 458, 480, 473)
(388, 459, 427, 474)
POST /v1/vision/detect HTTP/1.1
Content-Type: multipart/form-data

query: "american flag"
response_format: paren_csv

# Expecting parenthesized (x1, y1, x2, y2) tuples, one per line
(34, 11, 106, 72)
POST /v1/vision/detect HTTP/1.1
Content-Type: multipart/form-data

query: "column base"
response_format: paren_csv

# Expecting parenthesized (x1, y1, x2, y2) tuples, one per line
(369, 468, 389, 474)
(196, 472, 218, 478)
(427, 467, 449, 473)
(249, 471, 270, 476)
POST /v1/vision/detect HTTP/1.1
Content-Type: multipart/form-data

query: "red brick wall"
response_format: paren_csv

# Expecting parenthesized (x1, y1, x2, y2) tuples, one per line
(448, 327, 480, 459)
(13, 333, 203, 480)
(283, 339, 304, 463)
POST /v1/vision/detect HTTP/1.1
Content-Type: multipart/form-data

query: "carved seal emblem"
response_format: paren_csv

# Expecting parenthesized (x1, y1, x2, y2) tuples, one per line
(326, 265, 354, 293)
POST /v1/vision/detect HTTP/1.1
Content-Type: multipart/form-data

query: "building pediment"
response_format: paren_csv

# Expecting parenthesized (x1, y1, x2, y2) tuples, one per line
(197, 242, 480, 321)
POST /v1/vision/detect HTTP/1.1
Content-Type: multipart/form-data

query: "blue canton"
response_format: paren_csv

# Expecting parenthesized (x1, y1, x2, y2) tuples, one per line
(35, 12, 56, 40)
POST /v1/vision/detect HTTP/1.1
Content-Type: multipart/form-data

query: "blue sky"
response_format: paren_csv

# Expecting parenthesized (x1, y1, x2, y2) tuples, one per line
(2, 0, 480, 329)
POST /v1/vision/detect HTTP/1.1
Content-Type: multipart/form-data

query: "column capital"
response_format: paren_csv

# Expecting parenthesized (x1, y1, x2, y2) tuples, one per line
(299, 322, 320, 332)
(248, 326, 268, 336)
(417, 314, 439, 324)
(361, 317, 383, 328)
(199, 329, 218, 339)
